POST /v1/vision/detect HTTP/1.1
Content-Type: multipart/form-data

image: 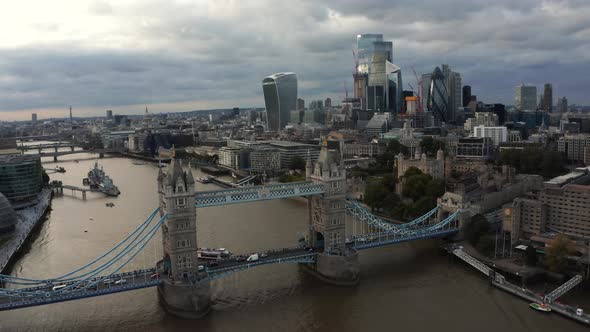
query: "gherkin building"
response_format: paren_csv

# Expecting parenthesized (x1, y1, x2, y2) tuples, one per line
(427, 66, 449, 123)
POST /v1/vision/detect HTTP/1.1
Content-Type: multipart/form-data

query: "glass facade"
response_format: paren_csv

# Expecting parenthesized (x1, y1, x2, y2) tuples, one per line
(427, 66, 449, 123)
(262, 72, 297, 132)
(0, 154, 43, 202)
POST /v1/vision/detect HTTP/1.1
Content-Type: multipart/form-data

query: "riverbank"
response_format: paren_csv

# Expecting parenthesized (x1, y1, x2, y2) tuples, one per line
(0, 188, 52, 274)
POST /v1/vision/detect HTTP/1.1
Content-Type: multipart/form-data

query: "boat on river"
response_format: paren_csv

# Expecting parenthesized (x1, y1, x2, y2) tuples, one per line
(529, 303, 551, 312)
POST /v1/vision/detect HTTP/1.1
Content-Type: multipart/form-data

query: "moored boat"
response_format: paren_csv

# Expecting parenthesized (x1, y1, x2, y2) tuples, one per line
(530, 303, 551, 312)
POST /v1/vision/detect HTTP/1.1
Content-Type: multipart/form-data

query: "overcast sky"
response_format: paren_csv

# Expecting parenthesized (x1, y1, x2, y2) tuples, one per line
(1, 0, 589, 121)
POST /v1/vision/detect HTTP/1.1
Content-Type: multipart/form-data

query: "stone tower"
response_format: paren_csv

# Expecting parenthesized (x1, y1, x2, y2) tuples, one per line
(305, 140, 359, 285)
(157, 157, 210, 318)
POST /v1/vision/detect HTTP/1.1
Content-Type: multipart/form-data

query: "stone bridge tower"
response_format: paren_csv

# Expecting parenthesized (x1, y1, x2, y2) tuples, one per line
(157, 158, 210, 318)
(305, 140, 359, 285)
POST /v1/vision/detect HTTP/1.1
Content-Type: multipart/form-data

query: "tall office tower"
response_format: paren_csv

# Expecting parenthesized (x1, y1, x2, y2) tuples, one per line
(325, 97, 332, 108)
(262, 72, 298, 132)
(421, 73, 432, 111)
(543, 83, 553, 112)
(354, 34, 400, 113)
(356, 34, 384, 74)
(462, 85, 472, 107)
(106, 110, 113, 120)
(442, 64, 462, 123)
(31, 113, 37, 122)
(427, 67, 449, 123)
(297, 98, 305, 111)
(515, 84, 537, 110)
(69, 105, 72, 122)
(557, 96, 568, 113)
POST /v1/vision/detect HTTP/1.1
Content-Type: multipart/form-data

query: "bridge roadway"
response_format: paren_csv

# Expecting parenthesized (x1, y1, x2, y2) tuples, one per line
(18, 142, 77, 151)
(39, 148, 124, 158)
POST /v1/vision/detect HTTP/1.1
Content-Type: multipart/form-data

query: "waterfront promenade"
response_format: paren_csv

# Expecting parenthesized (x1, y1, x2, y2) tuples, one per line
(0, 189, 51, 273)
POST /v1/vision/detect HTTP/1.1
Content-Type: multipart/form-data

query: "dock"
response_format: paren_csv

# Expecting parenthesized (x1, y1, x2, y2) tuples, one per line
(449, 245, 590, 325)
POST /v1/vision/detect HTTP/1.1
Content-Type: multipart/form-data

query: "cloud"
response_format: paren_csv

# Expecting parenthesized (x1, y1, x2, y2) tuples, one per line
(0, 0, 589, 120)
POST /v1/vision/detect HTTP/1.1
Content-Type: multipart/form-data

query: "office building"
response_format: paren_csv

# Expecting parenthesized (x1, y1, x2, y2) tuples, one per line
(106, 110, 113, 120)
(427, 67, 449, 123)
(456, 137, 494, 159)
(464, 112, 499, 131)
(462, 85, 471, 107)
(297, 98, 305, 111)
(324, 98, 332, 108)
(557, 134, 590, 162)
(262, 72, 298, 132)
(473, 125, 508, 146)
(0, 193, 17, 233)
(557, 96, 568, 113)
(442, 64, 462, 123)
(219, 147, 250, 170)
(249, 146, 281, 174)
(515, 84, 537, 110)
(0, 154, 43, 202)
(421, 73, 432, 112)
(31, 113, 37, 122)
(268, 141, 320, 169)
(542, 83, 553, 112)
(508, 167, 590, 240)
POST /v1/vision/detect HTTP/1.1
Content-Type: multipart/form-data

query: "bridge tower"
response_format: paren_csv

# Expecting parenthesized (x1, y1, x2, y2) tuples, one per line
(305, 140, 360, 285)
(156, 157, 211, 318)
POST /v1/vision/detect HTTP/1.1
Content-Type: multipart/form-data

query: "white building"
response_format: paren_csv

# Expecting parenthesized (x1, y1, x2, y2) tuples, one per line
(473, 125, 508, 146)
(219, 147, 242, 169)
(464, 112, 499, 132)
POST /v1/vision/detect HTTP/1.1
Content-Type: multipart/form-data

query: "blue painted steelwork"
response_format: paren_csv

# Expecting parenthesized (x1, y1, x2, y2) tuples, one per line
(345, 197, 440, 232)
(195, 181, 325, 207)
(351, 211, 460, 250)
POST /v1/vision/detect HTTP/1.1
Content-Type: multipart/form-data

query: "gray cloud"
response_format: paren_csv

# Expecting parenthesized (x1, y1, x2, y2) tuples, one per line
(1, 0, 589, 118)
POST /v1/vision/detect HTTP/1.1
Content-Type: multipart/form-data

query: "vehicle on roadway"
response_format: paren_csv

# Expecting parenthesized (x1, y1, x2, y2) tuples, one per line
(103, 279, 114, 285)
(246, 254, 259, 262)
(115, 279, 127, 285)
(260, 253, 268, 258)
(150, 273, 160, 280)
(52, 284, 67, 291)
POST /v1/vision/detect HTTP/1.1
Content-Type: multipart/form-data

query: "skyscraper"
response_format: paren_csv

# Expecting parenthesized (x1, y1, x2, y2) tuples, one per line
(69, 105, 72, 122)
(542, 83, 553, 112)
(421, 73, 432, 111)
(297, 98, 305, 111)
(262, 72, 298, 132)
(515, 84, 537, 110)
(354, 34, 400, 113)
(31, 113, 37, 122)
(462, 85, 472, 107)
(427, 67, 449, 123)
(442, 64, 462, 123)
(106, 110, 113, 120)
(557, 96, 568, 113)
(324, 97, 332, 108)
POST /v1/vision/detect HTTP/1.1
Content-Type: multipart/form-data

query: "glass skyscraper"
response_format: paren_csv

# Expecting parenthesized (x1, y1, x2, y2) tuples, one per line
(515, 84, 537, 111)
(427, 66, 449, 123)
(262, 72, 298, 131)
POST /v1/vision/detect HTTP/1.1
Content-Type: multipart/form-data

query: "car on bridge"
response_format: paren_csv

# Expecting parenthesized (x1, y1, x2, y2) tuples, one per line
(115, 279, 127, 285)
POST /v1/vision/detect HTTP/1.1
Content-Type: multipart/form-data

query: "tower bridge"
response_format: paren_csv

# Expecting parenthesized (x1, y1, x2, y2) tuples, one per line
(0, 142, 460, 317)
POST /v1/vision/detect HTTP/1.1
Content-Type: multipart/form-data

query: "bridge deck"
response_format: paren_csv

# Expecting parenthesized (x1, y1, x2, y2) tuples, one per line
(195, 181, 325, 207)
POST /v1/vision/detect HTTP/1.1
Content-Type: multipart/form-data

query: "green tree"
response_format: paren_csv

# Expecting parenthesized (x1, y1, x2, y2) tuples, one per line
(290, 156, 306, 171)
(420, 137, 445, 156)
(544, 235, 573, 272)
(364, 180, 389, 211)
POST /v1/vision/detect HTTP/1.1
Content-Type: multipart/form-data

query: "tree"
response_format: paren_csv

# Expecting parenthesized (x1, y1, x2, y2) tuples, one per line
(544, 235, 574, 272)
(290, 156, 306, 171)
(364, 180, 389, 211)
(420, 137, 445, 156)
(464, 214, 490, 245)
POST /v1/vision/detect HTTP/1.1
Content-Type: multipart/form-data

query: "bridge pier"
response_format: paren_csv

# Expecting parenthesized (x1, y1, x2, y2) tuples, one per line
(302, 140, 360, 285)
(157, 157, 211, 318)
(157, 277, 211, 319)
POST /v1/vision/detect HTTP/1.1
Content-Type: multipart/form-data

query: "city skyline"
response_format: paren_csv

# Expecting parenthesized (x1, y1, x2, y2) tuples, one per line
(1, 0, 590, 121)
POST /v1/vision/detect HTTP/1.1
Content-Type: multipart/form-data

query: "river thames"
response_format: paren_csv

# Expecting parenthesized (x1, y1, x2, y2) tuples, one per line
(1, 153, 588, 331)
